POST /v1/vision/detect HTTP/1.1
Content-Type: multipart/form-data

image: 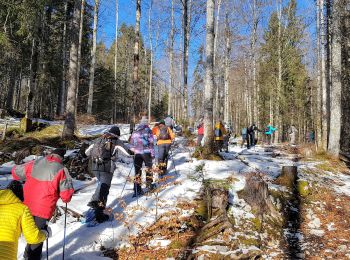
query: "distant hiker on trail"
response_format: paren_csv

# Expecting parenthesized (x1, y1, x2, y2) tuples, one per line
(247, 124, 260, 149)
(306, 130, 315, 143)
(11, 148, 74, 259)
(288, 125, 298, 145)
(129, 116, 155, 197)
(265, 124, 277, 145)
(164, 115, 175, 130)
(241, 127, 248, 148)
(214, 121, 227, 152)
(0, 180, 49, 260)
(155, 120, 175, 175)
(85, 125, 133, 223)
(197, 120, 204, 146)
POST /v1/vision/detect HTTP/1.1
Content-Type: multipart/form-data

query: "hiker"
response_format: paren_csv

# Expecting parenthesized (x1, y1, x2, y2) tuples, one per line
(241, 127, 248, 148)
(306, 130, 315, 143)
(85, 125, 133, 223)
(214, 121, 227, 152)
(247, 124, 260, 149)
(129, 116, 155, 196)
(288, 125, 298, 145)
(11, 148, 74, 259)
(0, 180, 49, 260)
(164, 115, 175, 130)
(152, 122, 160, 163)
(197, 120, 204, 146)
(265, 124, 277, 145)
(155, 120, 175, 174)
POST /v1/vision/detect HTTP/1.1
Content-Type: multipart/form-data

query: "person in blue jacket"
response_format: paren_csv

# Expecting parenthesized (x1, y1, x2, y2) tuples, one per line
(265, 124, 277, 145)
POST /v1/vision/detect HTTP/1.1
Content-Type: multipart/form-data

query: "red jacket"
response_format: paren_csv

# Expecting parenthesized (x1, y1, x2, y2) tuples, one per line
(198, 124, 204, 135)
(12, 155, 74, 219)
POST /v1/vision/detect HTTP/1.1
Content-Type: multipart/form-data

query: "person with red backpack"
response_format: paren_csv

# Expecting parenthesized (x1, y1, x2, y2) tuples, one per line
(155, 120, 175, 174)
(85, 125, 133, 222)
(11, 148, 74, 259)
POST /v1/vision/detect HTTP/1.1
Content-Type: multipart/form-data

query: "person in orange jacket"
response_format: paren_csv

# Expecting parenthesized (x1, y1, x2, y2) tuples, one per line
(155, 120, 175, 174)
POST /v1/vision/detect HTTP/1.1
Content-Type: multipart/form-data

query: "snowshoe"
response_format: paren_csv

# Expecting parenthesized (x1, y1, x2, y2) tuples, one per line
(81, 208, 96, 224)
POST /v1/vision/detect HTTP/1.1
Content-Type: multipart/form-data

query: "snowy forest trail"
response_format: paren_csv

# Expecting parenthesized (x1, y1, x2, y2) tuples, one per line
(1, 131, 350, 259)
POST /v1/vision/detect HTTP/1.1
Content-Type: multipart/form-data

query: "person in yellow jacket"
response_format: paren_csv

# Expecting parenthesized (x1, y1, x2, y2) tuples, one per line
(155, 120, 175, 174)
(214, 121, 227, 152)
(0, 181, 48, 260)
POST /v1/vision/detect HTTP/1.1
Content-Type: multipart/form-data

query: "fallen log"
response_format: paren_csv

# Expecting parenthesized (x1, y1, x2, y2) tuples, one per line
(275, 166, 298, 188)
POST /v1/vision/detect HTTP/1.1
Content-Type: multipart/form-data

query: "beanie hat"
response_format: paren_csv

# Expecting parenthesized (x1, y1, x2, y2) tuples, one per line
(52, 148, 66, 158)
(7, 180, 24, 202)
(140, 116, 149, 125)
(107, 126, 120, 137)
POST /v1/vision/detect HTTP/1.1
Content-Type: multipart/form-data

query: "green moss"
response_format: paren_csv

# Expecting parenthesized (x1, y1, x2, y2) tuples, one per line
(5, 127, 24, 138)
(315, 162, 334, 173)
(297, 180, 310, 197)
(195, 200, 208, 220)
(26, 125, 62, 139)
(238, 236, 260, 247)
(192, 145, 222, 161)
(251, 217, 262, 231)
(168, 240, 185, 250)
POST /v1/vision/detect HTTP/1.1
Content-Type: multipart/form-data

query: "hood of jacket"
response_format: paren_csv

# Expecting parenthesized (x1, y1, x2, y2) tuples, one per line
(0, 189, 21, 205)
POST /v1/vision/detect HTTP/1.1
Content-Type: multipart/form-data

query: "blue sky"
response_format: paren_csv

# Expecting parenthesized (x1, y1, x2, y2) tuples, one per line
(95, 0, 317, 85)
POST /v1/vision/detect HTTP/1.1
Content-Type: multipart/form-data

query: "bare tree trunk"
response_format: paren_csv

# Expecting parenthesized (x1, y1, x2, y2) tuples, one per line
(316, 0, 322, 149)
(87, 0, 99, 114)
(15, 69, 22, 110)
(63, 0, 81, 138)
(328, 0, 342, 155)
(275, 0, 282, 144)
(224, 11, 230, 124)
(168, 0, 175, 116)
(26, 37, 39, 119)
(204, 0, 215, 147)
(251, 0, 258, 124)
(75, 0, 85, 116)
(58, 0, 68, 116)
(6, 66, 16, 110)
(132, 0, 141, 125)
(213, 0, 222, 124)
(182, 0, 192, 121)
(148, 0, 153, 120)
(113, 0, 119, 123)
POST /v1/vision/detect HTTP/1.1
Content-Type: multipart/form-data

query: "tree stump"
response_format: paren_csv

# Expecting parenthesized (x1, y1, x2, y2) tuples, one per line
(276, 166, 298, 188)
(242, 173, 281, 222)
(14, 147, 32, 164)
(194, 184, 233, 245)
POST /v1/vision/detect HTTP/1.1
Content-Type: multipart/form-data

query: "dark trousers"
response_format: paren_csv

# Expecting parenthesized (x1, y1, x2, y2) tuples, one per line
(90, 170, 113, 207)
(24, 216, 48, 260)
(134, 153, 153, 194)
(215, 140, 224, 152)
(247, 133, 255, 148)
(158, 144, 171, 165)
(197, 134, 204, 146)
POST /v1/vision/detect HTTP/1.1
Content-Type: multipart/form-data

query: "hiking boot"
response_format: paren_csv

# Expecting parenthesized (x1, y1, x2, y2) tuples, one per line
(87, 201, 99, 209)
(95, 208, 110, 223)
(132, 189, 144, 198)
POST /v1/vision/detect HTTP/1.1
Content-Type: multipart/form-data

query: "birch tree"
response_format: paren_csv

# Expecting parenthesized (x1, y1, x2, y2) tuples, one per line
(87, 0, 99, 114)
(113, 0, 119, 123)
(204, 0, 215, 148)
(168, 0, 175, 116)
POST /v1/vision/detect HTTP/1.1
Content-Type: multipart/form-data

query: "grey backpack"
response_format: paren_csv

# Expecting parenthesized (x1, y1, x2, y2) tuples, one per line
(91, 138, 112, 164)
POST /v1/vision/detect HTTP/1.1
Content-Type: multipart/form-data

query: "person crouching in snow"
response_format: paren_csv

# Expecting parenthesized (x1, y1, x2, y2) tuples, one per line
(129, 116, 155, 196)
(155, 120, 175, 175)
(85, 125, 133, 223)
(11, 148, 73, 260)
(0, 180, 49, 260)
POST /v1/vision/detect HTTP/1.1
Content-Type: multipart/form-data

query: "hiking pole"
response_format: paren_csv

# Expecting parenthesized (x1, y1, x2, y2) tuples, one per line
(119, 163, 134, 198)
(46, 237, 48, 260)
(62, 203, 67, 260)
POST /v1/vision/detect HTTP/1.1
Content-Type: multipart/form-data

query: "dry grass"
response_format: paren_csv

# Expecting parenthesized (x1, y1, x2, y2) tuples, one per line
(300, 186, 350, 259)
(76, 114, 97, 125)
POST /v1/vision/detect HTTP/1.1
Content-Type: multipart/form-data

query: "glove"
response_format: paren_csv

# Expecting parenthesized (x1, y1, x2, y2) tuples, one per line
(41, 226, 52, 238)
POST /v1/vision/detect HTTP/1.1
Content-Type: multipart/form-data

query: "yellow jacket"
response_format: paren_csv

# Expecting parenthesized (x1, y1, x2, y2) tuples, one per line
(214, 122, 227, 141)
(155, 126, 175, 145)
(0, 190, 46, 260)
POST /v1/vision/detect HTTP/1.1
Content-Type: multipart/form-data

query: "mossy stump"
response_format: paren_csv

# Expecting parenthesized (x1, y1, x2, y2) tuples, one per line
(20, 117, 32, 133)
